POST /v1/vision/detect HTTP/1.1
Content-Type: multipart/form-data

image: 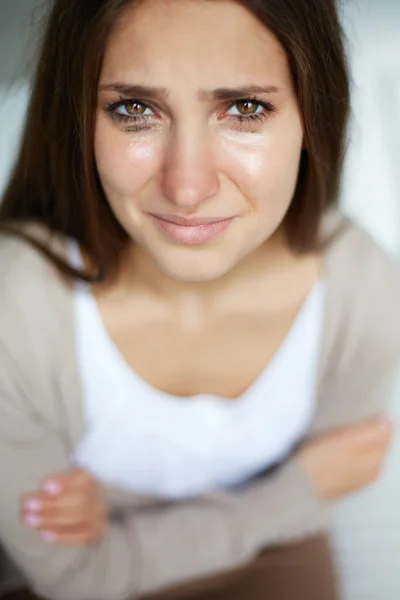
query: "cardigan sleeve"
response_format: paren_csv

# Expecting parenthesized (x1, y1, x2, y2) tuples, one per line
(310, 222, 400, 433)
(0, 233, 331, 600)
(0, 232, 333, 600)
(0, 344, 330, 600)
(3, 319, 399, 600)
(1, 223, 399, 600)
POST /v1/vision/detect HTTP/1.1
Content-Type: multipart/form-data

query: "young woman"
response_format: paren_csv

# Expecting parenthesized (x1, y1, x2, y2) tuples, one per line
(0, 1, 399, 599)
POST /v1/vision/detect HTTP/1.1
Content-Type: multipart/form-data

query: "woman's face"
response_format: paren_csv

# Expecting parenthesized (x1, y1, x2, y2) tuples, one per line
(95, 0, 304, 282)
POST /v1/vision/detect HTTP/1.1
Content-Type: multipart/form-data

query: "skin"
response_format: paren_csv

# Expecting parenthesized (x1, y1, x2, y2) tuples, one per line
(21, 418, 392, 544)
(94, 0, 306, 284)
(92, 0, 318, 401)
(21, 0, 393, 544)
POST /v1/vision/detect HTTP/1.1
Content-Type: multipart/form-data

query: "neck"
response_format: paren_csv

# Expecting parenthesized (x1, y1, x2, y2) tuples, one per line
(113, 229, 298, 310)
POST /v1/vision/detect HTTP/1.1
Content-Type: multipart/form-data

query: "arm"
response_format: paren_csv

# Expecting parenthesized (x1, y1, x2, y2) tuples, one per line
(1, 227, 399, 600)
(223, 367, 399, 558)
(0, 236, 329, 600)
(2, 309, 400, 599)
(227, 226, 400, 556)
(0, 370, 329, 600)
(1, 360, 399, 600)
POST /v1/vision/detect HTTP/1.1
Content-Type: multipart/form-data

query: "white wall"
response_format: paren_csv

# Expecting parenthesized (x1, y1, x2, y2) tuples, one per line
(0, 2, 399, 599)
(314, 7, 400, 598)
(0, 82, 29, 193)
(0, 0, 38, 193)
(340, 0, 400, 256)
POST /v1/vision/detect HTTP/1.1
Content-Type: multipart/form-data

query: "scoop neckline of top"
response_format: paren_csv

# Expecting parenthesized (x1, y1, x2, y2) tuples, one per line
(70, 240, 325, 406)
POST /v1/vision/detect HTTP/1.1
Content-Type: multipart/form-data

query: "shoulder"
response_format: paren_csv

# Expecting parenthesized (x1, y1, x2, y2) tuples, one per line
(0, 224, 76, 421)
(323, 209, 400, 283)
(0, 223, 73, 366)
(321, 209, 400, 376)
(323, 210, 400, 318)
(0, 223, 71, 312)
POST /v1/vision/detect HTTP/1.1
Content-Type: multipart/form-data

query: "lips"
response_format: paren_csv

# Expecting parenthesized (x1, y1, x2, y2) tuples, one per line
(150, 214, 235, 245)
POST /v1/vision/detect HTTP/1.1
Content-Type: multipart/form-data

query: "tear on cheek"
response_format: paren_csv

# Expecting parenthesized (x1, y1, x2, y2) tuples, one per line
(127, 144, 155, 160)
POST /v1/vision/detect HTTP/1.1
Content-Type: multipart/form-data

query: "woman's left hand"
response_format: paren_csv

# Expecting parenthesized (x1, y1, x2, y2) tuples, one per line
(21, 468, 108, 545)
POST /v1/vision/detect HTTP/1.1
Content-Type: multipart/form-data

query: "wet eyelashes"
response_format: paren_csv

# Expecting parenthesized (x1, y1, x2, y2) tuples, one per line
(104, 97, 276, 132)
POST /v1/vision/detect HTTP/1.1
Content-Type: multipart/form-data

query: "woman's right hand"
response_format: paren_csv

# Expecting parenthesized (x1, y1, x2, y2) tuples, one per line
(297, 416, 394, 501)
(22, 468, 107, 545)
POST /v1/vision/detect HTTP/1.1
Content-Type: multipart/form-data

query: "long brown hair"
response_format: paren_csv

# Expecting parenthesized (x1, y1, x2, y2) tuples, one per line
(0, 0, 351, 282)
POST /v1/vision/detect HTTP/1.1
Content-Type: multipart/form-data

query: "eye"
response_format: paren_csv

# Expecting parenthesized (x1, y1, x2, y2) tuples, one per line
(227, 100, 265, 117)
(114, 101, 154, 117)
(104, 99, 157, 131)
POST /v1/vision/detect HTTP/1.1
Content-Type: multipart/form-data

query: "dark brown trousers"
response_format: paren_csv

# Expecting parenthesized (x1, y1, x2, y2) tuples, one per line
(4, 534, 338, 600)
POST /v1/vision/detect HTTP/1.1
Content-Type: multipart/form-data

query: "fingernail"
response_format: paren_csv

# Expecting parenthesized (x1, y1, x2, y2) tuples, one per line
(25, 514, 42, 528)
(41, 531, 57, 543)
(43, 480, 62, 496)
(24, 499, 42, 512)
(381, 414, 397, 429)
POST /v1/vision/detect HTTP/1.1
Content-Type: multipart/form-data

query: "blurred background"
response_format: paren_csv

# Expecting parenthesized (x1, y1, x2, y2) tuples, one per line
(0, 1, 399, 598)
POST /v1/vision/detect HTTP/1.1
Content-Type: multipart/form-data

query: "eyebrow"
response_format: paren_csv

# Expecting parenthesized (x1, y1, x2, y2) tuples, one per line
(200, 85, 281, 101)
(98, 83, 281, 102)
(98, 83, 170, 100)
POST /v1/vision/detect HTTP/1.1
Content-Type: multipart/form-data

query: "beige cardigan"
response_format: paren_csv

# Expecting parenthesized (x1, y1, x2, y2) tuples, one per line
(0, 211, 400, 600)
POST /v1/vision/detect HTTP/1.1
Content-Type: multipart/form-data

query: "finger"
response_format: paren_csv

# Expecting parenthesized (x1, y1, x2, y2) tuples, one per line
(22, 488, 104, 518)
(39, 522, 107, 546)
(22, 490, 88, 516)
(22, 491, 102, 527)
(40, 490, 96, 512)
(350, 418, 393, 448)
(22, 491, 57, 515)
(23, 491, 106, 526)
(23, 505, 105, 530)
(41, 468, 92, 496)
(340, 416, 392, 438)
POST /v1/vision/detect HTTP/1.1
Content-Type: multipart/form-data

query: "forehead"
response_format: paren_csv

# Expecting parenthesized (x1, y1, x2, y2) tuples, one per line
(101, 0, 292, 91)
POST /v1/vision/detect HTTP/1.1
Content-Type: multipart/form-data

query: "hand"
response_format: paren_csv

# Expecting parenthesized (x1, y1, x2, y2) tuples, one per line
(297, 416, 394, 501)
(21, 468, 107, 545)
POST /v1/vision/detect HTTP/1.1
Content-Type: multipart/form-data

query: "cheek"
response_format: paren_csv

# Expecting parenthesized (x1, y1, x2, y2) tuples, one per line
(219, 118, 303, 222)
(94, 119, 159, 201)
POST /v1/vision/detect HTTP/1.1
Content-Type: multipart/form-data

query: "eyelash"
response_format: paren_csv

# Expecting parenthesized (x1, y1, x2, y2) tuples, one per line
(105, 100, 154, 131)
(104, 97, 276, 132)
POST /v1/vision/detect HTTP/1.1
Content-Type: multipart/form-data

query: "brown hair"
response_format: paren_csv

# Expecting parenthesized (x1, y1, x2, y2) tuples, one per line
(0, 0, 351, 282)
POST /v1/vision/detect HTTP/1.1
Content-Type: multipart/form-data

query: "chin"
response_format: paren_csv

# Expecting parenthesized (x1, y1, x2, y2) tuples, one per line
(152, 248, 236, 283)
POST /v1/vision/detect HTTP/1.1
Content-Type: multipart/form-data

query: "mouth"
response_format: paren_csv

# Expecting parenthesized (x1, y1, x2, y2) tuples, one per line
(149, 213, 236, 246)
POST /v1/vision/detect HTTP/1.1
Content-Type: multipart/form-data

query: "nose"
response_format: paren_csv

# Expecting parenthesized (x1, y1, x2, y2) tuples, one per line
(160, 127, 220, 211)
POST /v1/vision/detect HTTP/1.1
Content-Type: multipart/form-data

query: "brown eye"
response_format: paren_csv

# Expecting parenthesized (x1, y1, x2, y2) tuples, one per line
(124, 102, 147, 115)
(235, 100, 259, 115)
(105, 98, 155, 129)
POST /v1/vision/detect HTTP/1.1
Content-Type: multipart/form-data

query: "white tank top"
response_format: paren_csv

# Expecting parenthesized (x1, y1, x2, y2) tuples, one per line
(71, 243, 325, 499)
